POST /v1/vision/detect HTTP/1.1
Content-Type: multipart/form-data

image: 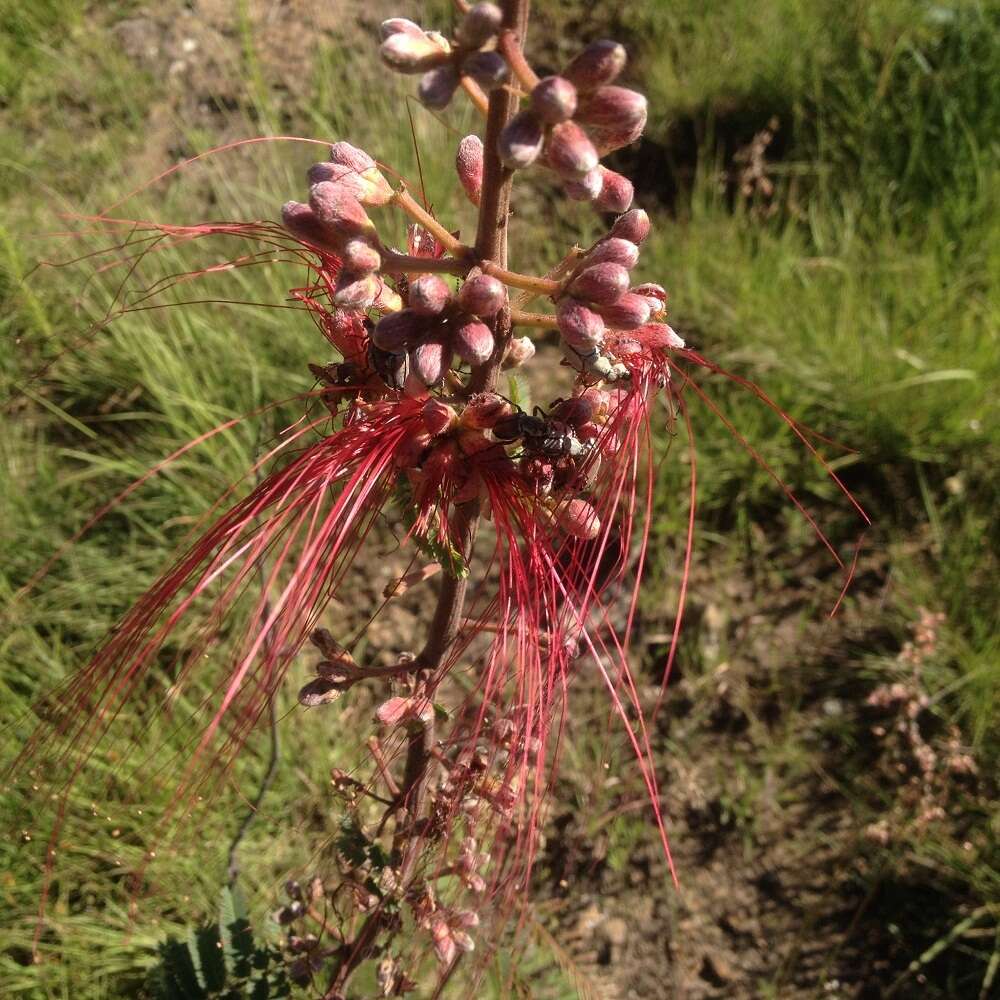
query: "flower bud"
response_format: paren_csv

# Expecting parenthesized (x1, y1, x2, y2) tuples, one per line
(341, 236, 381, 274)
(556, 298, 605, 351)
(593, 166, 634, 213)
(456, 135, 484, 206)
(310, 182, 377, 240)
(553, 498, 601, 540)
(632, 281, 667, 317)
(410, 330, 453, 386)
(376, 696, 434, 728)
(569, 262, 629, 305)
(461, 391, 513, 429)
(419, 64, 460, 109)
(453, 316, 495, 365)
(503, 335, 535, 368)
(280, 201, 339, 252)
(381, 31, 450, 73)
(546, 121, 599, 180)
(422, 398, 458, 435)
(576, 86, 648, 154)
(610, 208, 651, 244)
(373, 281, 403, 314)
(563, 39, 627, 92)
(333, 272, 380, 310)
(562, 168, 603, 202)
(457, 273, 507, 317)
(498, 110, 545, 170)
(639, 322, 685, 349)
(594, 292, 651, 330)
(586, 236, 639, 269)
(462, 51, 509, 91)
(552, 395, 596, 428)
(456, 2, 503, 48)
(530, 75, 578, 123)
(326, 141, 394, 205)
(380, 18, 424, 40)
(372, 308, 427, 353)
(408, 274, 452, 316)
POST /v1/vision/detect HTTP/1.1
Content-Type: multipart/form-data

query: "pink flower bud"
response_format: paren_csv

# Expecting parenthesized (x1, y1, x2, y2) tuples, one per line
(327, 141, 394, 205)
(586, 236, 639, 269)
(373, 281, 403, 314)
(410, 330, 453, 386)
(419, 64, 460, 109)
(453, 317, 495, 365)
(554, 498, 601, 540)
(546, 121, 599, 180)
(457, 273, 507, 317)
(422, 398, 457, 435)
(333, 272, 380, 310)
(503, 335, 535, 368)
(563, 39, 627, 92)
(593, 166, 634, 213)
(380, 31, 450, 73)
(375, 696, 434, 728)
(280, 201, 339, 252)
(310, 182, 377, 240)
(562, 168, 603, 202)
(456, 135, 484, 206)
(430, 918, 457, 966)
(530, 75, 578, 123)
(639, 322, 685, 349)
(408, 274, 452, 316)
(556, 298, 605, 351)
(610, 208, 651, 244)
(461, 392, 513, 429)
(341, 236, 381, 274)
(380, 18, 424, 40)
(462, 51, 509, 91)
(498, 110, 545, 170)
(632, 281, 667, 318)
(576, 86, 648, 154)
(569, 262, 630, 305)
(455, 2, 503, 48)
(372, 309, 428, 353)
(594, 292, 651, 330)
(552, 395, 596, 428)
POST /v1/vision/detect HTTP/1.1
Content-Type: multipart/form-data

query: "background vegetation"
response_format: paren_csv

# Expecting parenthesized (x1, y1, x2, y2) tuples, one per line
(1, 1, 997, 996)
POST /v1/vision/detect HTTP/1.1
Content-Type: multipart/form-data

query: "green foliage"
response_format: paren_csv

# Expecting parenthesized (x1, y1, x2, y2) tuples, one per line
(147, 887, 289, 1000)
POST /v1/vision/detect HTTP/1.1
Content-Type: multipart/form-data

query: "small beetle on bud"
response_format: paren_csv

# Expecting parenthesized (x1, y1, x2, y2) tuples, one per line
(563, 39, 627, 93)
(530, 75, 578, 124)
(453, 317, 495, 366)
(569, 262, 630, 305)
(408, 274, 452, 316)
(546, 121, 599, 180)
(418, 64, 460, 108)
(456, 135, 484, 206)
(610, 208, 651, 244)
(457, 273, 507, 317)
(381, 30, 451, 73)
(556, 298, 605, 351)
(372, 309, 428, 353)
(455, 2, 503, 49)
(498, 111, 545, 170)
(593, 166, 634, 214)
(586, 237, 639, 269)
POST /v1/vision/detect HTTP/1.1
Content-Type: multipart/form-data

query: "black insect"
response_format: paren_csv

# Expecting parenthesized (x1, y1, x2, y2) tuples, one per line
(493, 408, 586, 458)
(368, 343, 409, 390)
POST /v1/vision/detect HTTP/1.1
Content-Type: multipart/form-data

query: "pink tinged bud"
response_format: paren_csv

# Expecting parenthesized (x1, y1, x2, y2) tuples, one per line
(569, 262, 630, 305)
(563, 39, 627, 92)
(503, 335, 535, 368)
(586, 236, 639, 269)
(632, 281, 667, 318)
(456, 2, 503, 48)
(553, 395, 596, 428)
(419, 64, 460, 109)
(462, 51, 510, 91)
(380, 31, 450, 73)
(546, 121, 599, 180)
(610, 208, 651, 244)
(341, 236, 381, 274)
(457, 273, 507, 317)
(563, 167, 603, 202)
(422, 398, 457, 435)
(373, 281, 403, 314)
(556, 297, 605, 351)
(375, 696, 434, 728)
(372, 308, 428, 353)
(310, 182, 377, 240)
(497, 110, 544, 170)
(453, 317, 495, 365)
(594, 292, 651, 330)
(456, 135, 484, 206)
(333, 272, 380, 310)
(319, 142, 394, 206)
(410, 330, 453, 386)
(594, 166, 634, 213)
(554, 498, 601, 540)
(408, 274, 452, 316)
(380, 17, 424, 40)
(461, 391, 513, 429)
(638, 322, 685, 349)
(430, 918, 457, 966)
(530, 75, 578, 123)
(280, 201, 339, 252)
(576, 86, 648, 154)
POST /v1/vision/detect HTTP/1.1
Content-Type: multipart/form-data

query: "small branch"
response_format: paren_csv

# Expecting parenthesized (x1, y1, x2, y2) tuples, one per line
(480, 260, 561, 296)
(459, 75, 490, 116)
(498, 29, 539, 91)
(390, 189, 466, 256)
(510, 307, 557, 329)
(380, 251, 470, 276)
(512, 247, 586, 308)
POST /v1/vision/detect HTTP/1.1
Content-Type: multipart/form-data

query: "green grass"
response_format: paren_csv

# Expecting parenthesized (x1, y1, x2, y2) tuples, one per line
(1, 0, 998, 996)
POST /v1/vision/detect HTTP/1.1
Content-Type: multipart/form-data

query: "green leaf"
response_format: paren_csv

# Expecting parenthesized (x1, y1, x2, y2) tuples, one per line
(220, 885, 255, 979)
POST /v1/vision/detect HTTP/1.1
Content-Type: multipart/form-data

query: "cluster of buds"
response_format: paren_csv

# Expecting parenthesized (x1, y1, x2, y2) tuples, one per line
(499, 39, 646, 214)
(380, 5, 510, 110)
